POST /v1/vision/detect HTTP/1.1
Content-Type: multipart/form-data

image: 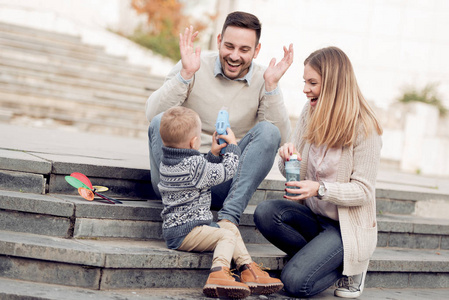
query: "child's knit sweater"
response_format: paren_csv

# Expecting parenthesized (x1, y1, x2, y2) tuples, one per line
(159, 144, 240, 248)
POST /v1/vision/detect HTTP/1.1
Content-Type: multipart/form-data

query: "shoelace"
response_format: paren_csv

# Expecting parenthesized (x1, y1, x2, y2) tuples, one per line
(336, 276, 354, 288)
(336, 276, 359, 292)
(254, 262, 270, 275)
(226, 268, 240, 280)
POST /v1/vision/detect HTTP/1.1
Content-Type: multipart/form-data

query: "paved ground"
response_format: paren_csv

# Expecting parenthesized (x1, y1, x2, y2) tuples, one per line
(1, 277, 449, 300)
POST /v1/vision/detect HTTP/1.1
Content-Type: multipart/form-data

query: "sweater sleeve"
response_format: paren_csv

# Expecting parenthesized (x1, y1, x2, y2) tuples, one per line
(195, 144, 241, 189)
(257, 87, 291, 145)
(145, 61, 191, 122)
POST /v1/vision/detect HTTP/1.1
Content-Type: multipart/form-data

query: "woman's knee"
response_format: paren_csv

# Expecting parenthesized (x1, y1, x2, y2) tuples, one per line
(281, 263, 310, 297)
(254, 200, 275, 227)
(254, 200, 287, 233)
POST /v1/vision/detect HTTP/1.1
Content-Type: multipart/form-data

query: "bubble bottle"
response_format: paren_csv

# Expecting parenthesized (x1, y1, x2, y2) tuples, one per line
(285, 154, 300, 196)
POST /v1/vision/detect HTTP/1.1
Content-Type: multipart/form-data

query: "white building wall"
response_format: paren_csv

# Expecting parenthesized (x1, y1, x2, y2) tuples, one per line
(230, 0, 449, 177)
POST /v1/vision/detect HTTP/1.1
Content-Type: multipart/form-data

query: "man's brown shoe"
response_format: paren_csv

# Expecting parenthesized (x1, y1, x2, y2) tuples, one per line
(203, 266, 250, 299)
(240, 262, 284, 295)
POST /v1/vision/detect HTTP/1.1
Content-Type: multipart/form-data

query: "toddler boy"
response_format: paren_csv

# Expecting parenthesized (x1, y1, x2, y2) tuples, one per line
(158, 106, 283, 298)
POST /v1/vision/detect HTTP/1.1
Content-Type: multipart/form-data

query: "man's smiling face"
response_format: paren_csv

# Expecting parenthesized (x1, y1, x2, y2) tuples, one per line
(217, 26, 261, 80)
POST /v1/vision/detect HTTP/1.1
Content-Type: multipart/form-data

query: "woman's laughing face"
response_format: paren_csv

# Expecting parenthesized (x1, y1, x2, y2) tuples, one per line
(303, 63, 321, 108)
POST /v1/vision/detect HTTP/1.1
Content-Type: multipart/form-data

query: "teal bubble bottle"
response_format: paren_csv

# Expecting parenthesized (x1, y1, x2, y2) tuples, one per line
(285, 154, 300, 196)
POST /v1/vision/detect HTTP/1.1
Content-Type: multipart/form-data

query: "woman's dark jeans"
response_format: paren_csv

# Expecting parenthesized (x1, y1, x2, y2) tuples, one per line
(254, 199, 344, 298)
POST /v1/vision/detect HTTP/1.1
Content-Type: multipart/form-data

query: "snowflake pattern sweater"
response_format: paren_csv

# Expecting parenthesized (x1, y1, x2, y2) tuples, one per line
(159, 144, 240, 246)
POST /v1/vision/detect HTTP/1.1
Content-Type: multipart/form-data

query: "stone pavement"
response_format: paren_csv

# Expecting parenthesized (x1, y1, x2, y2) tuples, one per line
(1, 277, 448, 300)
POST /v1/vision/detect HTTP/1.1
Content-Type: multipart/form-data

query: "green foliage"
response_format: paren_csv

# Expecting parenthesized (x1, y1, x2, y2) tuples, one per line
(398, 83, 447, 117)
(129, 0, 211, 63)
(129, 22, 180, 62)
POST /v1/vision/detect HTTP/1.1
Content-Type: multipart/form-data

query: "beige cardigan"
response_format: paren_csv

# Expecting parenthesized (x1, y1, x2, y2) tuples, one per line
(279, 102, 382, 275)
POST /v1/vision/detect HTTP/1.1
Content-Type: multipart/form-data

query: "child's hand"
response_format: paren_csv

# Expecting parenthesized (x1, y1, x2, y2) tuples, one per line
(211, 131, 222, 156)
(218, 127, 237, 146)
(212, 128, 237, 156)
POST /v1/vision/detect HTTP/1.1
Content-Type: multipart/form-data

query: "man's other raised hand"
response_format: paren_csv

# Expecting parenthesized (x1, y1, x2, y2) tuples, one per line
(264, 43, 294, 92)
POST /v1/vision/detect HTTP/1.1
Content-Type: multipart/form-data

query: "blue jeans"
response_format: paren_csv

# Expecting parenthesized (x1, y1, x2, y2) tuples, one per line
(148, 112, 281, 225)
(254, 200, 343, 298)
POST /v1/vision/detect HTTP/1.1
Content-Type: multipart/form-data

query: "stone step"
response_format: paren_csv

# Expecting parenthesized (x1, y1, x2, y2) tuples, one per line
(0, 230, 448, 290)
(0, 230, 282, 290)
(0, 21, 88, 47)
(0, 24, 150, 74)
(0, 56, 163, 91)
(0, 93, 149, 138)
(1, 64, 151, 99)
(0, 24, 124, 58)
(1, 189, 449, 250)
(2, 128, 449, 215)
(1, 278, 448, 300)
(0, 82, 149, 126)
(0, 82, 145, 112)
(0, 43, 150, 80)
(377, 213, 449, 250)
(376, 185, 449, 217)
(0, 124, 151, 179)
(2, 110, 148, 139)
(0, 34, 130, 68)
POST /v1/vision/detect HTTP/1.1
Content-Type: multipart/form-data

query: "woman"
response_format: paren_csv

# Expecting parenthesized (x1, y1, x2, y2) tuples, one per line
(254, 46, 382, 298)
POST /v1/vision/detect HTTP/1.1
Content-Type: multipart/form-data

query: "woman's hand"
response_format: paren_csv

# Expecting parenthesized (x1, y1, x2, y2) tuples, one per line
(278, 143, 300, 162)
(284, 180, 320, 201)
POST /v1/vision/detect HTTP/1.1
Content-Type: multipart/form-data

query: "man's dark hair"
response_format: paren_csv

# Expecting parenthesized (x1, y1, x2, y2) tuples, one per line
(221, 11, 262, 45)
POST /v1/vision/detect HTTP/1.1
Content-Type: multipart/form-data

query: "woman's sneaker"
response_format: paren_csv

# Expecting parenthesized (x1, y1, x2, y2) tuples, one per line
(334, 270, 367, 298)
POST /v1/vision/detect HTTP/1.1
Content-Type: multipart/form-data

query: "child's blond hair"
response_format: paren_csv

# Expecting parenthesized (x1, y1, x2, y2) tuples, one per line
(160, 107, 201, 148)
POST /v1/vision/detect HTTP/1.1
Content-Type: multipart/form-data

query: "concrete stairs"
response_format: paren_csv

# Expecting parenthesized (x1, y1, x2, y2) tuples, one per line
(0, 21, 164, 138)
(1, 127, 449, 297)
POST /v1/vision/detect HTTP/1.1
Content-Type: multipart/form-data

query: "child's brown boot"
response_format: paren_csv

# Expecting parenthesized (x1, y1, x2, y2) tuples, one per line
(203, 266, 250, 299)
(239, 262, 284, 295)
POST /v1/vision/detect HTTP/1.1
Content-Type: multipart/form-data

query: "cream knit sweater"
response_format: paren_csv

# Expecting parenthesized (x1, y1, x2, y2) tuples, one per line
(279, 102, 382, 276)
(145, 52, 291, 148)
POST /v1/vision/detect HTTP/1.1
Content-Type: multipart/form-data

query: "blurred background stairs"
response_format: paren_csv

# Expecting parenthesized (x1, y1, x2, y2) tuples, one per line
(0, 21, 163, 138)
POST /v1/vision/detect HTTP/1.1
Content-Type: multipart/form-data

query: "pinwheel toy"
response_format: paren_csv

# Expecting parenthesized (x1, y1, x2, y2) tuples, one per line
(65, 172, 122, 204)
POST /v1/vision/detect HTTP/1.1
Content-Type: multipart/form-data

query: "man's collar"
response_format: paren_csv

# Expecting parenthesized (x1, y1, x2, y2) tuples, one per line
(214, 57, 254, 85)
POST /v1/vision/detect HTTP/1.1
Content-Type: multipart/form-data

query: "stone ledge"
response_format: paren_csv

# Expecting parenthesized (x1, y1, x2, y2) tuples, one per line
(0, 148, 51, 174)
(2, 230, 449, 273)
(0, 170, 46, 194)
(0, 190, 74, 217)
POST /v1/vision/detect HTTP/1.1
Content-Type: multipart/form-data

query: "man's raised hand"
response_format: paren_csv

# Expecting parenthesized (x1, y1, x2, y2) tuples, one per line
(263, 43, 294, 92)
(179, 26, 201, 80)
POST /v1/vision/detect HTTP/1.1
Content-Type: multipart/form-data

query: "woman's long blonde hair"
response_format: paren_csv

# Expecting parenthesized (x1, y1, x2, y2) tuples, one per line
(303, 46, 382, 149)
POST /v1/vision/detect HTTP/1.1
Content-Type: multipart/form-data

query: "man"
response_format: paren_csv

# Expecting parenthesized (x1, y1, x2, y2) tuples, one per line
(146, 11, 293, 226)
